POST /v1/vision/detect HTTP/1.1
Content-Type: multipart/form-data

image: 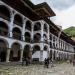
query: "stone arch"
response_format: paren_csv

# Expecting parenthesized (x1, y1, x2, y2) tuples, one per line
(14, 14, 23, 27)
(33, 33, 41, 43)
(0, 39, 8, 62)
(0, 5, 10, 21)
(0, 21, 8, 37)
(10, 42, 22, 61)
(44, 23, 48, 32)
(12, 27, 21, 40)
(34, 22, 41, 31)
(25, 20, 32, 31)
(23, 45, 31, 59)
(25, 32, 31, 42)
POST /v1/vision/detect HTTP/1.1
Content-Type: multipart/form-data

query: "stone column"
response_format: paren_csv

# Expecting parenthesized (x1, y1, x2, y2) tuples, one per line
(31, 22, 34, 42)
(41, 21, 44, 42)
(6, 48, 11, 62)
(20, 49, 23, 62)
(9, 11, 15, 38)
(22, 18, 27, 41)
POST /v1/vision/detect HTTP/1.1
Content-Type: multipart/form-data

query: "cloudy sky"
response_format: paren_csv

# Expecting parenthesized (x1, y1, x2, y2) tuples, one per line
(32, 0, 75, 29)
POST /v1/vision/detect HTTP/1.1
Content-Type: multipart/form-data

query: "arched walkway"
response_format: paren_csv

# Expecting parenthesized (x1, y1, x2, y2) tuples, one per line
(0, 21, 8, 37)
(33, 33, 41, 43)
(34, 22, 41, 31)
(12, 27, 21, 40)
(0, 39, 8, 62)
(0, 5, 10, 20)
(25, 32, 31, 42)
(10, 43, 21, 61)
(25, 20, 31, 31)
(14, 14, 23, 27)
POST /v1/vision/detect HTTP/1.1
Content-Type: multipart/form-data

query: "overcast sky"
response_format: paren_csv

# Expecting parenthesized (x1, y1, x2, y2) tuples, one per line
(32, 0, 75, 29)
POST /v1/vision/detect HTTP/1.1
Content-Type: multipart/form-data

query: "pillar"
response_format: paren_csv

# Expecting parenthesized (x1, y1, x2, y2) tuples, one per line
(20, 50, 23, 62)
(22, 18, 27, 41)
(9, 11, 15, 38)
(6, 48, 11, 62)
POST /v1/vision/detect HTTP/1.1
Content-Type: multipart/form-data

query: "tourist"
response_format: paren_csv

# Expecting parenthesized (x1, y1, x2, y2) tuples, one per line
(44, 58, 49, 68)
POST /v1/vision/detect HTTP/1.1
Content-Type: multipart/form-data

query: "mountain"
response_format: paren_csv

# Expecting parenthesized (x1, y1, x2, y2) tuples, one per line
(63, 26, 75, 37)
(63, 26, 75, 41)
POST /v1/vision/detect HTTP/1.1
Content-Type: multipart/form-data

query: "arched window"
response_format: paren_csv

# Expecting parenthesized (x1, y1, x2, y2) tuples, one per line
(0, 5, 10, 20)
(25, 20, 31, 31)
(34, 33, 41, 43)
(0, 21, 8, 37)
(25, 32, 31, 42)
(14, 14, 23, 27)
(12, 28, 21, 40)
(34, 22, 41, 31)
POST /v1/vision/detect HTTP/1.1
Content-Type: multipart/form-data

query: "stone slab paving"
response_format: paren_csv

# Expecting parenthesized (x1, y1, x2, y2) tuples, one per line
(0, 62, 75, 75)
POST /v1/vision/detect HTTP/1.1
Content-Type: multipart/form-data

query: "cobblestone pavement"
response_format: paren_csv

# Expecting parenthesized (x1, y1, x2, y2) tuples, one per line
(0, 62, 75, 75)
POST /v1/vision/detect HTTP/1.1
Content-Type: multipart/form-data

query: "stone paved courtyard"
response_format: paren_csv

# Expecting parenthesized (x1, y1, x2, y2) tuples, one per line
(0, 62, 75, 75)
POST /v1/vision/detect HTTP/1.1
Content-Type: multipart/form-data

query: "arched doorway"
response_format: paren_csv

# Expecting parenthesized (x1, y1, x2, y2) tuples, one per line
(10, 43, 21, 61)
(34, 22, 41, 31)
(12, 27, 21, 40)
(0, 39, 8, 62)
(25, 32, 31, 42)
(25, 20, 31, 31)
(33, 33, 41, 43)
(14, 14, 23, 27)
(0, 21, 8, 37)
(0, 5, 10, 20)
(23, 45, 31, 59)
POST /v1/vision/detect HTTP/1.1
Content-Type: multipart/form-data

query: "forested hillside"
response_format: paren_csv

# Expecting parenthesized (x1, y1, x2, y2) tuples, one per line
(63, 26, 75, 37)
